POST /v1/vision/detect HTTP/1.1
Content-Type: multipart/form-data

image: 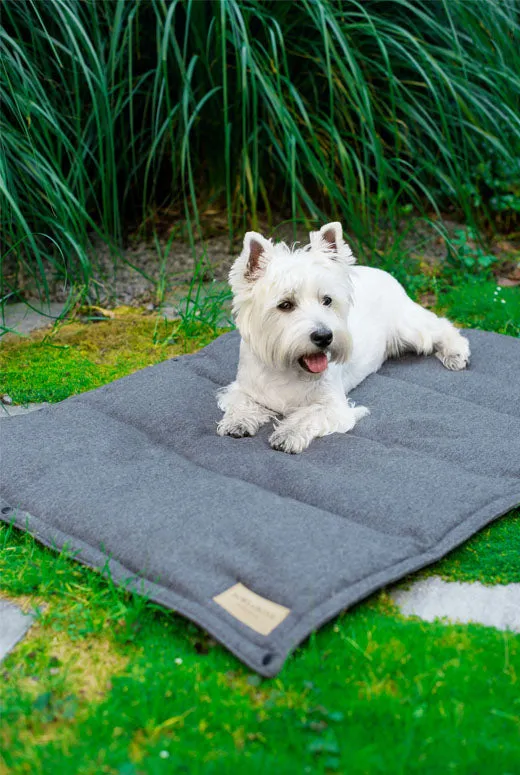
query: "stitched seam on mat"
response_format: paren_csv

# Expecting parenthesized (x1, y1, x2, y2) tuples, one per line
(77, 401, 519, 535)
(279, 494, 520, 640)
(196, 350, 520, 418)
(274, 494, 520, 634)
(68, 403, 418, 545)
(345, 432, 520, 483)
(40, 401, 520, 549)
(5, 400, 517, 557)
(366, 371, 520, 420)
(181, 345, 520, 484)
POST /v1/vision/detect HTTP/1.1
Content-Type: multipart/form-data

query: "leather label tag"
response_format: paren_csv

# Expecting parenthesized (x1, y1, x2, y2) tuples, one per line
(213, 582, 290, 636)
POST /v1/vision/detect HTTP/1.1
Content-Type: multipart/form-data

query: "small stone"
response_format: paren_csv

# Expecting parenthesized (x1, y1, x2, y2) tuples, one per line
(1, 395, 13, 405)
(0, 599, 35, 662)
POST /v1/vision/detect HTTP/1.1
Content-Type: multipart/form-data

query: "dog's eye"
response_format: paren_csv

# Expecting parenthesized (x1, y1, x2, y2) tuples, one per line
(277, 300, 294, 311)
(322, 296, 333, 306)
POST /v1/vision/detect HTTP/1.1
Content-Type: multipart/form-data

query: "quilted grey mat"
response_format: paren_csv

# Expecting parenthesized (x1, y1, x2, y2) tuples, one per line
(1, 329, 519, 676)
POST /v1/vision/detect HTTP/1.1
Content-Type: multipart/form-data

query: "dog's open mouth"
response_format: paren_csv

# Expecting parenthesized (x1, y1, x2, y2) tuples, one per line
(299, 352, 329, 374)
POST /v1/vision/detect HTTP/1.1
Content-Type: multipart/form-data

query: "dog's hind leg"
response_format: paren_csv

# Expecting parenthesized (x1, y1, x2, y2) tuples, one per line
(392, 300, 470, 371)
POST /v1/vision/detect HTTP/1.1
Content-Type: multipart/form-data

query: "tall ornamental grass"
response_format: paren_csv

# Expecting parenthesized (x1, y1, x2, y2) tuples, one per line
(1, 0, 519, 299)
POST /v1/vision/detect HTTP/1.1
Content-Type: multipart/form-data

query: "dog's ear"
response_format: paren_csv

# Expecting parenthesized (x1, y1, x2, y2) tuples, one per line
(242, 231, 271, 281)
(314, 222, 355, 265)
(319, 222, 344, 253)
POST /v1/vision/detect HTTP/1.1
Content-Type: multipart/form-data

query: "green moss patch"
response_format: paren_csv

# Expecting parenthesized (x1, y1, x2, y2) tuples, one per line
(0, 308, 224, 404)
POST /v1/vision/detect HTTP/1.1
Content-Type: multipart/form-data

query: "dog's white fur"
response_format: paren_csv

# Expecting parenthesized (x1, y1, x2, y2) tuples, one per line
(217, 222, 470, 453)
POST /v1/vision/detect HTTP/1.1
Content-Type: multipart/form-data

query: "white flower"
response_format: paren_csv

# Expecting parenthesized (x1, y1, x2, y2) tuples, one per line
(174, 657, 183, 665)
(159, 750, 170, 759)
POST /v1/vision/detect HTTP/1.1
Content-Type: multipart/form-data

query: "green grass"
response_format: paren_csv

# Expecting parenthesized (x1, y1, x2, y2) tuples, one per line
(1, 0, 519, 303)
(412, 510, 520, 586)
(438, 280, 520, 338)
(1, 522, 519, 774)
(0, 307, 227, 404)
(0, 279, 519, 772)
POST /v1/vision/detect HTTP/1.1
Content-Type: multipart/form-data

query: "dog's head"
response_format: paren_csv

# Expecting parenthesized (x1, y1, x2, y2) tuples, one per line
(229, 222, 355, 375)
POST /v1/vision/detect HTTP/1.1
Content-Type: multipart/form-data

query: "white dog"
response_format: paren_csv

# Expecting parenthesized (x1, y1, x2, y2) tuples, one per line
(217, 222, 470, 453)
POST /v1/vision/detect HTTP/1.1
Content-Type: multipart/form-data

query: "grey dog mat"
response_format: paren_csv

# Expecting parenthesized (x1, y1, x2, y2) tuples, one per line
(1, 329, 519, 676)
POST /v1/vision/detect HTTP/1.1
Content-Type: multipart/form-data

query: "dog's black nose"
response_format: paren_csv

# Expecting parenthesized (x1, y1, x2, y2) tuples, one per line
(310, 328, 333, 348)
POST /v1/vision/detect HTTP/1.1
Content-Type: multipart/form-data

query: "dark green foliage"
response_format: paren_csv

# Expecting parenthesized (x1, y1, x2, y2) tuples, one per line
(462, 128, 520, 231)
(448, 229, 498, 274)
(1, 0, 519, 300)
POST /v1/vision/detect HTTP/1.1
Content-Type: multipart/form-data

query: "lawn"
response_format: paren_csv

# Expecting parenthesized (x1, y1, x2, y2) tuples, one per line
(1, 272, 519, 774)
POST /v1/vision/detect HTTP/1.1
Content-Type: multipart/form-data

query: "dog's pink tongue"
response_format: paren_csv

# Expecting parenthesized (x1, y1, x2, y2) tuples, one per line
(303, 353, 328, 373)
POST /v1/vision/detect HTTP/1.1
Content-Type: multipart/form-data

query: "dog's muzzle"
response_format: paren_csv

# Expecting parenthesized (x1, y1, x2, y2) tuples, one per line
(298, 328, 334, 373)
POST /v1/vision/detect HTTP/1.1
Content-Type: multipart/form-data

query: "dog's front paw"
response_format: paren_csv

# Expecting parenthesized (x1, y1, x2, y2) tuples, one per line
(269, 428, 309, 454)
(217, 418, 255, 438)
